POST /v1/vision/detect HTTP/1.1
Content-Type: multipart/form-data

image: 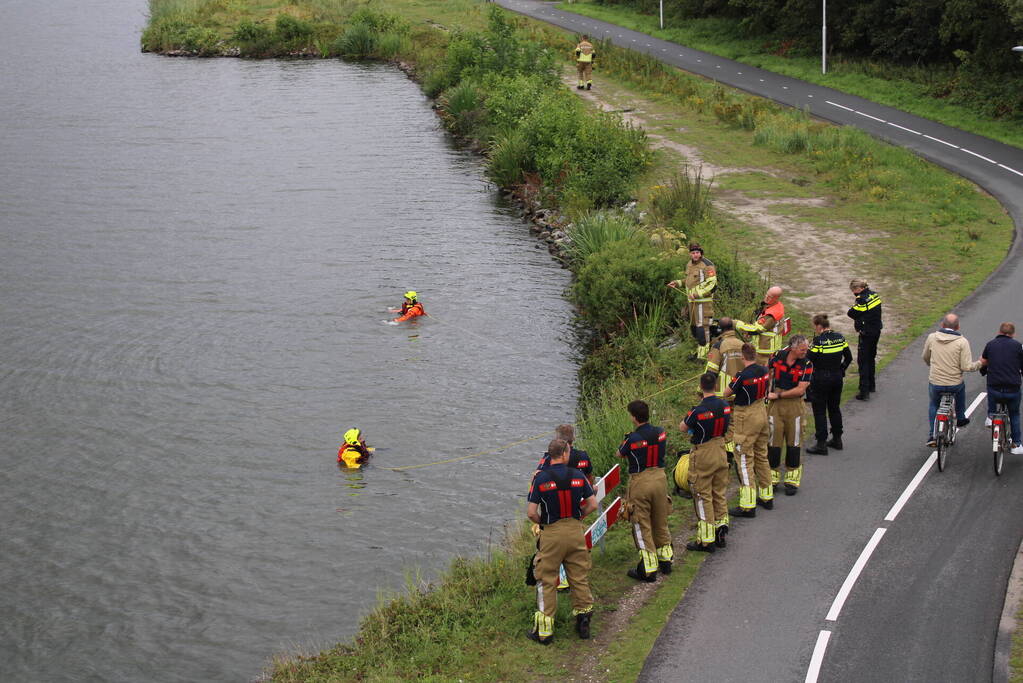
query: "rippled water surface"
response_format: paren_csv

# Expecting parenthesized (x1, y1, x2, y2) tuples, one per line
(0, 1, 577, 679)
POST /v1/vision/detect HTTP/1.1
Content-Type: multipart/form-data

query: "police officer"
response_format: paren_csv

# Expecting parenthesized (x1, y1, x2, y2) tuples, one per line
(723, 343, 773, 517)
(806, 314, 852, 455)
(668, 243, 718, 360)
(847, 278, 882, 400)
(767, 334, 814, 495)
(527, 438, 597, 645)
(682, 373, 732, 551)
(574, 35, 596, 90)
(618, 400, 673, 581)
(736, 285, 786, 365)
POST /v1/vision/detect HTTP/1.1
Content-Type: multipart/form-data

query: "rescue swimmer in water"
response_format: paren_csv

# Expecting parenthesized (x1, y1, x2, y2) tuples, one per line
(389, 291, 425, 323)
(338, 428, 374, 468)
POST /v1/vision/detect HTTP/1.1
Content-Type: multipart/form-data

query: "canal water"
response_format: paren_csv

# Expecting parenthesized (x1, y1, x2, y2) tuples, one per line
(0, 1, 577, 679)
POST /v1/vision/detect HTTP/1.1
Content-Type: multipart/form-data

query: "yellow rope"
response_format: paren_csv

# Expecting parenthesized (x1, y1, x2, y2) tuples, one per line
(380, 371, 704, 472)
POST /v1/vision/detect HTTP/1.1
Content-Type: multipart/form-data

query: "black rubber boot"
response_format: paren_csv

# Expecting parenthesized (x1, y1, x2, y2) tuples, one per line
(715, 526, 728, 548)
(526, 630, 552, 646)
(658, 560, 673, 574)
(586, 82, 591, 90)
(685, 540, 716, 553)
(784, 483, 799, 496)
(729, 506, 756, 518)
(806, 440, 829, 455)
(855, 392, 869, 400)
(576, 612, 592, 639)
(826, 436, 843, 450)
(627, 560, 657, 582)
(757, 498, 774, 510)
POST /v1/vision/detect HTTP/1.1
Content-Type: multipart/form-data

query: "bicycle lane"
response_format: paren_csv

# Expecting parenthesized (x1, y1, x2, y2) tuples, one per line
(488, 1, 1023, 680)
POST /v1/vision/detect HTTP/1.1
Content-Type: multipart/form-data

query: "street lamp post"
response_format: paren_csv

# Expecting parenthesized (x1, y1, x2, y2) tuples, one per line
(660, 0, 664, 29)
(822, 0, 827, 74)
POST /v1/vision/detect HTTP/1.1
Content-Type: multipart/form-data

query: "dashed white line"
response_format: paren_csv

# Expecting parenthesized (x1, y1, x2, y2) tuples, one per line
(825, 527, 887, 622)
(807, 94, 813, 98)
(826, 100, 855, 112)
(999, 163, 1023, 177)
(782, 86, 789, 89)
(884, 452, 937, 522)
(962, 148, 997, 164)
(887, 122, 921, 135)
(759, 78, 765, 82)
(805, 630, 832, 683)
(855, 111, 886, 123)
(923, 134, 960, 149)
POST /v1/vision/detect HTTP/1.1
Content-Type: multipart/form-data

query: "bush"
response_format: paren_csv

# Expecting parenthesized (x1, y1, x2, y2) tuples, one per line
(650, 165, 713, 226)
(275, 14, 313, 44)
(335, 22, 377, 58)
(573, 236, 680, 336)
(565, 211, 638, 261)
(375, 32, 408, 59)
(182, 26, 220, 55)
(141, 17, 191, 52)
(482, 73, 551, 133)
(438, 81, 484, 136)
(347, 7, 410, 35)
(486, 127, 531, 187)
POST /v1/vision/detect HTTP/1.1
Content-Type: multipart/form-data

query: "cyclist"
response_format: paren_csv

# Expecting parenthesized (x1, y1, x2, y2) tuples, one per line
(980, 322, 1023, 455)
(922, 313, 982, 447)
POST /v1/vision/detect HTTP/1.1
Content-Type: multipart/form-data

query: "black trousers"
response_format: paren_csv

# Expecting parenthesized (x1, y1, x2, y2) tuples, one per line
(811, 371, 844, 442)
(857, 334, 879, 394)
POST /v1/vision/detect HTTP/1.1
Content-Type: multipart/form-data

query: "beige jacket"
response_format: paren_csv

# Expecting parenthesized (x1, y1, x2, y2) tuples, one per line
(922, 329, 981, 386)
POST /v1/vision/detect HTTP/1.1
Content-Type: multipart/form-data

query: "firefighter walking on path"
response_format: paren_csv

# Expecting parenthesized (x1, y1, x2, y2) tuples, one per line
(767, 335, 814, 495)
(574, 35, 595, 90)
(806, 314, 853, 455)
(526, 438, 597, 645)
(668, 243, 718, 360)
(723, 343, 773, 517)
(847, 278, 882, 400)
(618, 400, 673, 581)
(736, 286, 786, 365)
(682, 373, 732, 550)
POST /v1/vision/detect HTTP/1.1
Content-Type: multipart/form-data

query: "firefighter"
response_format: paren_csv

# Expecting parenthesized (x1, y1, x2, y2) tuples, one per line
(847, 279, 882, 400)
(723, 343, 773, 517)
(767, 335, 814, 495)
(526, 438, 597, 645)
(806, 314, 852, 455)
(618, 400, 672, 581)
(337, 428, 373, 468)
(681, 372, 732, 551)
(705, 316, 744, 463)
(391, 291, 425, 323)
(736, 286, 786, 365)
(574, 35, 596, 90)
(668, 243, 717, 360)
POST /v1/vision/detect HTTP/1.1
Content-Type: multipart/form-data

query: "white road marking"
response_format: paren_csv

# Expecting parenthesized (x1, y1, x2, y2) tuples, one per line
(826, 100, 854, 112)
(760, 78, 765, 82)
(962, 148, 997, 164)
(856, 111, 886, 123)
(783, 86, 789, 89)
(825, 527, 887, 621)
(805, 630, 832, 683)
(966, 391, 987, 418)
(884, 452, 936, 522)
(807, 94, 813, 98)
(999, 163, 1023, 177)
(887, 122, 921, 135)
(923, 134, 960, 149)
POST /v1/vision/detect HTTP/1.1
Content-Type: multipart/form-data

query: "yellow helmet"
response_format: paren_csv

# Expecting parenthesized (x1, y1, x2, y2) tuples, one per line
(404, 290, 418, 302)
(344, 428, 362, 446)
(673, 453, 691, 492)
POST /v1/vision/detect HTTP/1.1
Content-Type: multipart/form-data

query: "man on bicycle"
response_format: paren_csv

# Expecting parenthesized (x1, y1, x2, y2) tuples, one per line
(981, 322, 1023, 455)
(922, 313, 982, 447)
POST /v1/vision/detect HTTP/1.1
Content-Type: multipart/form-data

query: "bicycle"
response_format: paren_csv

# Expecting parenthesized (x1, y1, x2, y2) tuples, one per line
(991, 400, 1011, 476)
(934, 391, 958, 472)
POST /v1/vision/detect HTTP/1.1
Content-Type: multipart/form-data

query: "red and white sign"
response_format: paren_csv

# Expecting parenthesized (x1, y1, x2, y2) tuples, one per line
(593, 464, 620, 503)
(585, 496, 623, 549)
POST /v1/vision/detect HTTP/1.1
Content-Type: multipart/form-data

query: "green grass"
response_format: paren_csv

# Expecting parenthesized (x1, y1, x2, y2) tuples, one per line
(556, 1, 1023, 151)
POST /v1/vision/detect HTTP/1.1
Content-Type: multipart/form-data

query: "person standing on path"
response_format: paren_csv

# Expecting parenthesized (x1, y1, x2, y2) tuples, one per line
(705, 317, 744, 464)
(682, 373, 732, 550)
(574, 35, 595, 90)
(806, 314, 852, 456)
(736, 286, 786, 365)
(767, 335, 813, 495)
(618, 400, 673, 581)
(724, 343, 773, 517)
(526, 438, 597, 645)
(980, 322, 1023, 454)
(668, 243, 718, 360)
(922, 313, 982, 447)
(847, 279, 882, 400)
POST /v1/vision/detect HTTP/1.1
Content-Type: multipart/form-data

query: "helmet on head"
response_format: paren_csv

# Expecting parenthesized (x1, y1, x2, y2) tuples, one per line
(673, 452, 691, 492)
(344, 428, 362, 446)
(688, 243, 703, 254)
(404, 291, 418, 303)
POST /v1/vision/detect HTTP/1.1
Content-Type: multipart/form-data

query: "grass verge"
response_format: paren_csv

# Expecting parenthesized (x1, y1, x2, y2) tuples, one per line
(555, 1, 1023, 151)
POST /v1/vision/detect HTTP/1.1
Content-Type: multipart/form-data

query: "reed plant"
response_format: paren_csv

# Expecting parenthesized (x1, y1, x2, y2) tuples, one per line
(564, 211, 638, 261)
(650, 164, 713, 227)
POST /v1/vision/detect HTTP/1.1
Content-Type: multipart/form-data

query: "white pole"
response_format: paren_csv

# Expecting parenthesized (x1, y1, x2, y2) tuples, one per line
(822, 0, 827, 74)
(1013, 46, 1023, 53)
(660, 0, 664, 30)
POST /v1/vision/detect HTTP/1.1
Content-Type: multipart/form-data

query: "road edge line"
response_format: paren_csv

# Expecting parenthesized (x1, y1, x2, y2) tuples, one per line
(994, 538, 1023, 683)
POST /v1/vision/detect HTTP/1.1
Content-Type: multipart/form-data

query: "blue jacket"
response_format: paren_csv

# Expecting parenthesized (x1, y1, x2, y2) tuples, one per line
(981, 335, 1023, 391)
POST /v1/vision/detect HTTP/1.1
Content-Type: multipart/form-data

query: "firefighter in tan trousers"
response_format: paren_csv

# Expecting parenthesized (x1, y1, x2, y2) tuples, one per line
(574, 36, 595, 90)
(736, 285, 785, 365)
(618, 400, 672, 581)
(723, 343, 773, 517)
(526, 439, 597, 645)
(705, 316, 743, 476)
(767, 335, 814, 496)
(668, 243, 718, 360)
(682, 372, 732, 552)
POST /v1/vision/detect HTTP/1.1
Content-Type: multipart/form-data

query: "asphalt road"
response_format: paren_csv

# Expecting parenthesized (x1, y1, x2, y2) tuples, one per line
(493, 2, 1023, 680)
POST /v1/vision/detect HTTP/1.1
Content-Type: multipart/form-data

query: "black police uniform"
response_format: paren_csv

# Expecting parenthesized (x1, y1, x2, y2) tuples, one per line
(807, 330, 853, 451)
(848, 288, 882, 396)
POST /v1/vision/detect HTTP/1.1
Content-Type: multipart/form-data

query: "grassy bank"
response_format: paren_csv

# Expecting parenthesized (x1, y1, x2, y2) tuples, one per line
(556, 1, 1023, 151)
(142, 1, 1014, 680)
